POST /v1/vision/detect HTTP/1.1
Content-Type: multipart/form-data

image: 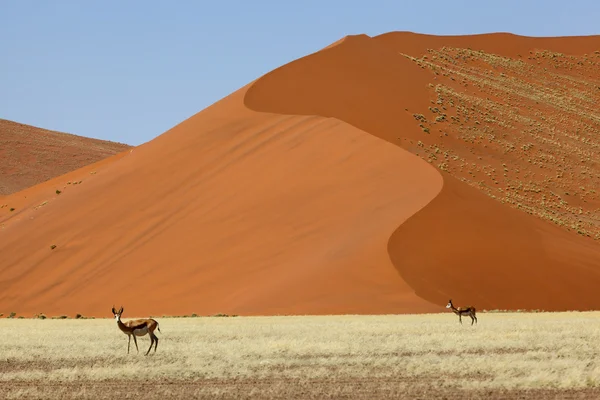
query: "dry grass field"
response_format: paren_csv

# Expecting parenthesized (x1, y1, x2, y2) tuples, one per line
(1, 312, 600, 399)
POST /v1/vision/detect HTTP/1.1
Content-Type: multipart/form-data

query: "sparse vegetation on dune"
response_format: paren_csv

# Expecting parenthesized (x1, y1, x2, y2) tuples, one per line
(0, 118, 131, 196)
(1, 313, 600, 399)
(403, 47, 600, 239)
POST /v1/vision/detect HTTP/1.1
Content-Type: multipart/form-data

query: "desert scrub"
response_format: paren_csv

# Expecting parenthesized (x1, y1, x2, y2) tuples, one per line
(408, 46, 600, 239)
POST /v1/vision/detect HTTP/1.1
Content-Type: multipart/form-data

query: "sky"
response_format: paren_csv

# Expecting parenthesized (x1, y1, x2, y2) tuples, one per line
(1, 1, 599, 146)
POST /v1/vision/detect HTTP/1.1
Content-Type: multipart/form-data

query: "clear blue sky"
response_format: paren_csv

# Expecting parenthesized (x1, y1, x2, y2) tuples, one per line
(1, 1, 599, 146)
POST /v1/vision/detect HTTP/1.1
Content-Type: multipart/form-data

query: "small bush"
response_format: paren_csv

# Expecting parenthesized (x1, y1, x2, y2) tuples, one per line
(56, 190, 62, 195)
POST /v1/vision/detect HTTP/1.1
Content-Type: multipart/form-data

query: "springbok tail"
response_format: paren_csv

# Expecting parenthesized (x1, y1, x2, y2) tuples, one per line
(157, 322, 161, 333)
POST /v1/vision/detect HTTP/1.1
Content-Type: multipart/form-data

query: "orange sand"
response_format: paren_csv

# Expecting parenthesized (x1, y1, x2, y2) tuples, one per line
(0, 85, 442, 317)
(1, 32, 600, 317)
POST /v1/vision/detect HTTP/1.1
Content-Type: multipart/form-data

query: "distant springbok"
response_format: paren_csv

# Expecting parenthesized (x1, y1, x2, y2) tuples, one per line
(446, 299, 477, 325)
(112, 306, 161, 355)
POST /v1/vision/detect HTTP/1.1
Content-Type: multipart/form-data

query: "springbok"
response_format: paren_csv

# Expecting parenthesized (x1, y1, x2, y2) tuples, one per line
(446, 299, 477, 325)
(111, 306, 161, 355)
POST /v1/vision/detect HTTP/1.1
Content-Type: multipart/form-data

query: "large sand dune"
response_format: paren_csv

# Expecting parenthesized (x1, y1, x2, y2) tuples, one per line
(0, 84, 442, 317)
(245, 34, 600, 311)
(2, 32, 600, 317)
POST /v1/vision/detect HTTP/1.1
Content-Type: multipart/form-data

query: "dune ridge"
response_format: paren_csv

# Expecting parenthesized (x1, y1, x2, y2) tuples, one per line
(374, 31, 600, 58)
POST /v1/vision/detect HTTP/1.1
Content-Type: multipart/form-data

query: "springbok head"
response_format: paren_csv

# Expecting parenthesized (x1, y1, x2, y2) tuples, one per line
(446, 299, 453, 309)
(111, 305, 124, 321)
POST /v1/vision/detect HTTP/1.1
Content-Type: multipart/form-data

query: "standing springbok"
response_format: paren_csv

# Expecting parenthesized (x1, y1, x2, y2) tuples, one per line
(112, 306, 161, 355)
(446, 299, 477, 325)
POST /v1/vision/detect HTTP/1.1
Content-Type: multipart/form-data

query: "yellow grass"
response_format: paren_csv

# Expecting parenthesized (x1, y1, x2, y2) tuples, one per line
(2, 312, 600, 398)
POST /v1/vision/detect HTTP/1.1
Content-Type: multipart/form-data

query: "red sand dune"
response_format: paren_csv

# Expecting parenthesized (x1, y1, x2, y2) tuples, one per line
(0, 118, 131, 195)
(245, 33, 600, 312)
(0, 85, 442, 317)
(2, 32, 600, 318)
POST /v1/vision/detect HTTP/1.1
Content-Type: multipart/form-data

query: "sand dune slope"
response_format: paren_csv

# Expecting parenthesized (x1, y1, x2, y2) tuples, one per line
(0, 118, 131, 195)
(246, 34, 600, 311)
(0, 83, 442, 317)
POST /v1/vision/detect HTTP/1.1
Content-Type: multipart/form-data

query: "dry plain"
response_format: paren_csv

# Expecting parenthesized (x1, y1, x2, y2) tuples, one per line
(2, 312, 600, 399)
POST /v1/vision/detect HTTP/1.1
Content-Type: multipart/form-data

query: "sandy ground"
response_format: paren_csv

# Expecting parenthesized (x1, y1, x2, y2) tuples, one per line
(4, 380, 599, 399)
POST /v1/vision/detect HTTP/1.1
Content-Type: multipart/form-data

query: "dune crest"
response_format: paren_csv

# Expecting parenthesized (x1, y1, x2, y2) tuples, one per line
(374, 31, 600, 58)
